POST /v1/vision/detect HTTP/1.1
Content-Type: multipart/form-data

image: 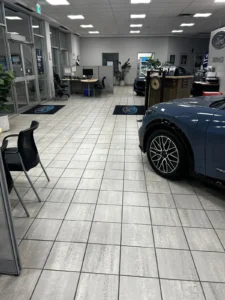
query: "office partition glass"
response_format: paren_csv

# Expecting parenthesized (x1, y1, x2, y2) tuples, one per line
(0, 151, 21, 275)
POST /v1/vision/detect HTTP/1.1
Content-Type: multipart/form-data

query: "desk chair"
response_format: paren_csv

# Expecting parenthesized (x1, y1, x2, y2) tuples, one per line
(54, 73, 70, 99)
(3, 121, 50, 203)
(1, 140, 29, 217)
(94, 77, 106, 96)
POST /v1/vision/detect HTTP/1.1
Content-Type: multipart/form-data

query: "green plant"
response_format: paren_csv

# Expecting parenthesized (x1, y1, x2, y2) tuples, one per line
(115, 58, 131, 81)
(147, 56, 161, 69)
(0, 64, 15, 113)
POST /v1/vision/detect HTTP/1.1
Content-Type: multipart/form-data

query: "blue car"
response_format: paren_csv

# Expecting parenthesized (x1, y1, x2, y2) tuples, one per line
(139, 96, 225, 183)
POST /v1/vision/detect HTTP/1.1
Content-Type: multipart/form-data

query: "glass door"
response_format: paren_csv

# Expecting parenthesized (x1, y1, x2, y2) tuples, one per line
(9, 41, 39, 112)
(0, 151, 21, 275)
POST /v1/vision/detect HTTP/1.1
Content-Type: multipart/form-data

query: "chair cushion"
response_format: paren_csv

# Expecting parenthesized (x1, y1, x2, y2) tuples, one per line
(5, 148, 23, 172)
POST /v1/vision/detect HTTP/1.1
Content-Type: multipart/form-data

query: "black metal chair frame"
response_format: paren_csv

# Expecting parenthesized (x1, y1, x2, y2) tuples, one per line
(3, 121, 50, 203)
(1, 140, 29, 217)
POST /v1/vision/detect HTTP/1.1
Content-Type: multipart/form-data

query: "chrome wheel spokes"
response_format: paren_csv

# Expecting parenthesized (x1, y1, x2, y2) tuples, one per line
(149, 135, 179, 174)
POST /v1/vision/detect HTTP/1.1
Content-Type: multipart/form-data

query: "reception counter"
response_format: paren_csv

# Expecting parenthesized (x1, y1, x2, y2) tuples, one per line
(148, 75, 194, 107)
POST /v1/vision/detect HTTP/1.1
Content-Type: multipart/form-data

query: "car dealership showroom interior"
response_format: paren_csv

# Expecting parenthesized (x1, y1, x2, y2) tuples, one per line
(1, 0, 225, 299)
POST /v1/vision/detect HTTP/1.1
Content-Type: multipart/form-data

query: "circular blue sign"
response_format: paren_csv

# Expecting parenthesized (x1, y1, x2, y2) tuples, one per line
(122, 106, 138, 115)
(212, 31, 225, 50)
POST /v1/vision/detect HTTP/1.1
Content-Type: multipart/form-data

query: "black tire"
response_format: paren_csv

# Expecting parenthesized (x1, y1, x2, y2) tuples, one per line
(146, 129, 186, 180)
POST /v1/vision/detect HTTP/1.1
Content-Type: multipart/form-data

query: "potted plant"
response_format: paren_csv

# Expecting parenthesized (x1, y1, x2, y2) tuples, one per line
(0, 64, 15, 131)
(147, 56, 161, 70)
(115, 59, 131, 86)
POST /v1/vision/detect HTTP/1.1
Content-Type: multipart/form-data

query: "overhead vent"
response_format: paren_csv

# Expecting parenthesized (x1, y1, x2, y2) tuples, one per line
(178, 14, 193, 17)
(59, 26, 68, 31)
(15, 3, 34, 12)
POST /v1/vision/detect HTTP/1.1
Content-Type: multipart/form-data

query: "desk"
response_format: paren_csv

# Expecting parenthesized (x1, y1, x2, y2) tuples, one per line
(192, 81, 220, 97)
(80, 79, 98, 97)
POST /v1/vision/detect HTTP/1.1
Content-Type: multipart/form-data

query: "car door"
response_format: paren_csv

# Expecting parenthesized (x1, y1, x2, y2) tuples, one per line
(206, 107, 225, 181)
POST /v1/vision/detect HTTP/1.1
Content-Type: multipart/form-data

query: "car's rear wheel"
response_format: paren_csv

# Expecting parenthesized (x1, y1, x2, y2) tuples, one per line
(146, 129, 186, 179)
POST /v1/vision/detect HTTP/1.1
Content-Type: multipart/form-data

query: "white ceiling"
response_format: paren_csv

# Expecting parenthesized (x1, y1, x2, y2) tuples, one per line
(7, 0, 225, 37)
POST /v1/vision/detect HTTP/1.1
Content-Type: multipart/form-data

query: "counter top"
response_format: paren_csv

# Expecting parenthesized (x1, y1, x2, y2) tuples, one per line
(165, 76, 194, 79)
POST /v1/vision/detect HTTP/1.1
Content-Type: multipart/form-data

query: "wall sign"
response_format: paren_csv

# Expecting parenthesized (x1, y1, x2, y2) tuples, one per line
(212, 31, 225, 49)
(212, 57, 224, 63)
(36, 49, 44, 75)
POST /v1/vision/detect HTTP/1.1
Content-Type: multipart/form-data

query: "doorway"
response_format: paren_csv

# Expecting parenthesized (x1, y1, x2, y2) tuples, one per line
(9, 41, 39, 112)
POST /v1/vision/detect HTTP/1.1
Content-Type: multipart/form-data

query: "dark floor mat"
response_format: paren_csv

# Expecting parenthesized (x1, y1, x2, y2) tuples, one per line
(22, 105, 65, 115)
(113, 105, 145, 115)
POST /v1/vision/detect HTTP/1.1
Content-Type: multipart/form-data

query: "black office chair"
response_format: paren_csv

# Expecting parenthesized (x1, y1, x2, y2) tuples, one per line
(1, 140, 29, 217)
(54, 73, 70, 99)
(3, 121, 50, 203)
(94, 76, 106, 96)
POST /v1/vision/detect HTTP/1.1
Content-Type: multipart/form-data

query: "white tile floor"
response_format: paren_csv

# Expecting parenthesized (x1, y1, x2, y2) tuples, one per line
(0, 86, 225, 300)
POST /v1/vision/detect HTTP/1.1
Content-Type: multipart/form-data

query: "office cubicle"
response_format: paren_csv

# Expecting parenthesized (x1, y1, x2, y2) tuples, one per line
(74, 66, 114, 93)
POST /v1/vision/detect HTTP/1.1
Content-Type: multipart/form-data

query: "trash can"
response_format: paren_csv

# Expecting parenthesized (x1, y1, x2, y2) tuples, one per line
(84, 88, 93, 96)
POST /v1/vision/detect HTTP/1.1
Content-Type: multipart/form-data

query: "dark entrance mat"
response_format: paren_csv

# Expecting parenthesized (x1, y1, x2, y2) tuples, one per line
(113, 105, 145, 115)
(22, 105, 65, 115)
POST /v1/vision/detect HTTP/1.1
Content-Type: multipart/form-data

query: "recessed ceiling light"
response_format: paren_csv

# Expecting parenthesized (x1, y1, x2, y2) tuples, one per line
(180, 23, 195, 27)
(46, 0, 70, 5)
(5, 16, 22, 20)
(130, 30, 140, 33)
(8, 32, 19, 35)
(193, 13, 212, 17)
(130, 14, 146, 18)
(131, 0, 151, 3)
(89, 31, 99, 34)
(32, 25, 39, 28)
(172, 30, 183, 33)
(130, 24, 143, 27)
(80, 25, 93, 28)
(68, 15, 84, 19)
(214, 0, 225, 2)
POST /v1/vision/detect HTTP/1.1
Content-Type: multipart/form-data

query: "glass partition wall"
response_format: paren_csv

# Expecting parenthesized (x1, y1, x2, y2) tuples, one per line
(0, 3, 49, 115)
(51, 26, 69, 78)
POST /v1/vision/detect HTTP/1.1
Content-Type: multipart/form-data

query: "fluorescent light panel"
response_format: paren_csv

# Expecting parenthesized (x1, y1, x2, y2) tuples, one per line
(80, 24, 93, 28)
(130, 24, 143, 27)
(194, 13, 212, 17)
(5, 16, 22, 20)
(89, 31, 99, 34)
(130, 14, 146, 18)
(172, 30, 183, 33)
(68, 15, 84, 19)
(180, 23, 195, 27)
(32, 25, 39, 28)
(46, 0, 70, 5)
(214, 0, 225, 2)
(130, 30, 140, 33)
(131, 0, 151, 3)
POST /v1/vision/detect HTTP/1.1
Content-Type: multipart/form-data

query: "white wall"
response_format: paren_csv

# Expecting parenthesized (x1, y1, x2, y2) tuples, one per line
(80, 37, 169, 84)
(208, 27, 225, 93)
(80, 36, 209, 84)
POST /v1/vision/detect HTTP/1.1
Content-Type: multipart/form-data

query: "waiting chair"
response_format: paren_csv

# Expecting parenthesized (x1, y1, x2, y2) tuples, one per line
(1, 140, 29, 217)
(94, 76, 106, 96)
(3, 121, 50, 203)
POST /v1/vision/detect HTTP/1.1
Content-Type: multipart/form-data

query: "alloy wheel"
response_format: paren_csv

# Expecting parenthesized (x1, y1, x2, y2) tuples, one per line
(149, 135, 179, 174)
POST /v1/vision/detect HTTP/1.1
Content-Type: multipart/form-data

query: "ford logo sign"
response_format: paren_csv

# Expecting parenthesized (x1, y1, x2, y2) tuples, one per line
(212, 31, 225, 50)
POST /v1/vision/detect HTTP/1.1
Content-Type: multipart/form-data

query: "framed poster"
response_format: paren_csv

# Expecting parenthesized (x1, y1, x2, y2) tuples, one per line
(170, 55, 175, 64)
(180, 53, 188, 66)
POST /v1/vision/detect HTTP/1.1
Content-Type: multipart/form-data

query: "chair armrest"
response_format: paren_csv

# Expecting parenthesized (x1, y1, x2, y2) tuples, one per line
(3, 134, 19, 142)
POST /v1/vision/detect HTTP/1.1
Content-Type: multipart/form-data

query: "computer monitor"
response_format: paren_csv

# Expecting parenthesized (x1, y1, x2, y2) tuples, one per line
(83, 69, 93, 77)
(64, 67, 72, 76)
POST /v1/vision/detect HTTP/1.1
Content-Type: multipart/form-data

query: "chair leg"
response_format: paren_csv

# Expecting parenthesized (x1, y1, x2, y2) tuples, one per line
(13, 185, 30, 217)
(18, 154, 42, 203)
(39, 160, 50, 182)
